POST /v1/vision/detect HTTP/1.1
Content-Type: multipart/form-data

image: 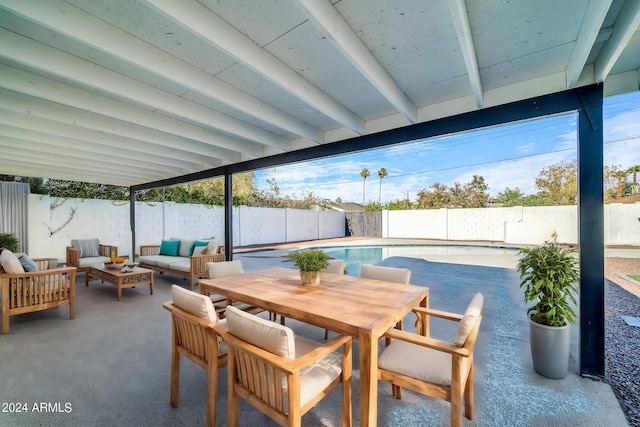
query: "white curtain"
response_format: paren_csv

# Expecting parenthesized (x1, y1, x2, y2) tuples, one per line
(0, 181, 30, 253)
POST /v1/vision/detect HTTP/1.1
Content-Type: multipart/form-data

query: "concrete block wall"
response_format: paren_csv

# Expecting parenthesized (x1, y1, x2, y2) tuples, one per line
(23, 195, 638, 261)
(383, 204, 639, 246)
(26, 196, 346, 260)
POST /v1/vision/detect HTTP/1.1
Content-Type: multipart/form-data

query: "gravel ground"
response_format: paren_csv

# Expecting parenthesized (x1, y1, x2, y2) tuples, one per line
(604, 257, 640, 427)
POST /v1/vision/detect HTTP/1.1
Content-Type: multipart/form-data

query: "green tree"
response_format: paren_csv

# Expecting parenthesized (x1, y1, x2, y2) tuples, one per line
(360, 168, 370, 206)
(416, 176, 489, 209)
(611, 168, 630, 199)
(377, 168, 388, 203)
(384, 198, 413, 210)
(534, 160, 577, 205)
(628, 165, 640, 194)
(495, 187, 525, 206)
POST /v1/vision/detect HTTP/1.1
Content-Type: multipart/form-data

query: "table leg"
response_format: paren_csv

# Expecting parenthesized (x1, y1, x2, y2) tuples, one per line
(149, 273, 154, 295)
(117, 279, 122, 301)
(359, 330, 378, 427)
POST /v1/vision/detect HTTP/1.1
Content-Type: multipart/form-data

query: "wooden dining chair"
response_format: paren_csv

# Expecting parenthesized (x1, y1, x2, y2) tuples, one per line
(163, 285, 228, 427)
(205, 260, 266, 318)
(377, 293, 484, 427)
(214, 305, 353, 427)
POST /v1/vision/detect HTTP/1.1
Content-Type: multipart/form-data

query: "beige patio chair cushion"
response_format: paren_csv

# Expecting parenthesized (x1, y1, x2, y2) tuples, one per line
(225, 305, 295, 358)
(171, 284, 217, 322)
(455, 292, 484, 347)
(323, 259, 345, 274)
(360, 264, 411, 284)
(379, 337, 456, 385)
(207, 259, 243, 278)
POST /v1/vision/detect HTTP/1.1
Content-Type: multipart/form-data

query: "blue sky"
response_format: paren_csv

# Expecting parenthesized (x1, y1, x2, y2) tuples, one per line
(255, 91, 640, 204)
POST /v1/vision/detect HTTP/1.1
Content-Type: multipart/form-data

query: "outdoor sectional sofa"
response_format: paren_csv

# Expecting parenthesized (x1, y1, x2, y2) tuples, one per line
(138, 239, 225, 290)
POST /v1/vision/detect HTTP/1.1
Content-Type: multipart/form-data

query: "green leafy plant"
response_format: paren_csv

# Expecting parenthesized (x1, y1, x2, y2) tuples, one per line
(516, 236, 580, 327)
(287, 249, 332, 272)
(0, 233, 20, 252)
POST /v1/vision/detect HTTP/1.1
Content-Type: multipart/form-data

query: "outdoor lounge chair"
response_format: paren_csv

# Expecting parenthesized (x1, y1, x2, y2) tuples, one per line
(66, 238, 117, 273)
(1, 250, 76, 334)
(377, 292, 484, 427)
(214, 305, 353, 426)
(163, 285, 228, 427)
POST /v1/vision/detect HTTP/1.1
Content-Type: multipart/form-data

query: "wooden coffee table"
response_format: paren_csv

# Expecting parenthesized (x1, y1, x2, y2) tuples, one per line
(86, 266, 154, 301)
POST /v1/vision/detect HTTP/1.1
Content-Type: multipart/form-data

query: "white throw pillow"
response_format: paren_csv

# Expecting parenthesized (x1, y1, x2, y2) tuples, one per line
(0, 249, 25, 274)
(171, 285, 217, 322)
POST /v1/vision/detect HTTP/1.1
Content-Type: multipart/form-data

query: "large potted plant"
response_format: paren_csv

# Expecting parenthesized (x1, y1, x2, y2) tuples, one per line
(516, 235, 580, 379)
(287, 249, 331, 286)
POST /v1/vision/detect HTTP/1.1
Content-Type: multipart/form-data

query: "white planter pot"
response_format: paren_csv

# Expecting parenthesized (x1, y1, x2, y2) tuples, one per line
(529, 318, 571, 379)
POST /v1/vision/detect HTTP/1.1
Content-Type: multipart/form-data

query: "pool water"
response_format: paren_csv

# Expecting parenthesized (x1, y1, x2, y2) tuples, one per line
(320, 245, 519, 276)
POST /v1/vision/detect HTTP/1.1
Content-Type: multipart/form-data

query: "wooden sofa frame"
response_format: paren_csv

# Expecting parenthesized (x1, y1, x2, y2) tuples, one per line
(66, 243, 118, 273)
(139, 245, 226, 290)
(1, 258, 76, 334)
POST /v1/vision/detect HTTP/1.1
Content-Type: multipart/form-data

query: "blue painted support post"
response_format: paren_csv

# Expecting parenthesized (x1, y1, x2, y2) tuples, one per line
(577, 84, 604, 377)
(224, 172, 233, 261)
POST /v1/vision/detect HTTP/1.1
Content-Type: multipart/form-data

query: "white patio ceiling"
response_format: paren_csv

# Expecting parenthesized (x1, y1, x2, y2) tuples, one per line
(0, 0, 639, 187)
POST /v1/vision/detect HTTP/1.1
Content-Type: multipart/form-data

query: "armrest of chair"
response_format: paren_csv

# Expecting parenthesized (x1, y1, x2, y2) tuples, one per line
(99, 244, 118, 257)
(190, 253, 226, 276)
(140, 245, 160, 256)
(383, 327, 470, 357)
(66, 247, 80, 268)
(412, 306, 464, 322)
(32, 258, 58, 271)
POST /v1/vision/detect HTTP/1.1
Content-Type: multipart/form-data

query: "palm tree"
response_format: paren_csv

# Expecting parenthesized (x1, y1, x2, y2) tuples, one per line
(360, 168, 370, 206)
(628, 165, 640, 194)
(377, 168, 388, 203)
(612, 169, 629, 198)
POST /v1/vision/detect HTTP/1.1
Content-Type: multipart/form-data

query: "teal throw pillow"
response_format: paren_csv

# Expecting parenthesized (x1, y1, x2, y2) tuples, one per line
(159, 240, 180, 256)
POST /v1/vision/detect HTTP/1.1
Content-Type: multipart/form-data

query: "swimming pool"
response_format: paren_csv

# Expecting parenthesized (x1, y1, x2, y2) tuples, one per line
(319, 245, 520, 275)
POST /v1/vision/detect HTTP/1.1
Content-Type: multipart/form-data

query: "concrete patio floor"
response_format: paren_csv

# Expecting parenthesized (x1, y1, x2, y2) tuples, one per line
(0, 238, 630, 426)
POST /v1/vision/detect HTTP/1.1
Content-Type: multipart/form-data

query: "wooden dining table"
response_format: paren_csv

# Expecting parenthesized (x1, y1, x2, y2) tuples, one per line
(199, 267, 429, 427)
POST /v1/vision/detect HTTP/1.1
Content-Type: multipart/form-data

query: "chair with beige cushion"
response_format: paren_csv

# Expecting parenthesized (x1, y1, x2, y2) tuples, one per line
(360, 264, 411, 284)
(204, 260, 266, 318)
(162, 285, 228, 427)
(66, 238, 117, 273)
(1, 249, 76, 334)
(377, 293, 484, 427)
(214, 305, 353, 427)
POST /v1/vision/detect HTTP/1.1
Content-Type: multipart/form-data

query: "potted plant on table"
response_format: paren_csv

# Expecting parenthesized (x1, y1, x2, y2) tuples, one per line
(287, 249, 332, 286)
(516, 234, 580, 379)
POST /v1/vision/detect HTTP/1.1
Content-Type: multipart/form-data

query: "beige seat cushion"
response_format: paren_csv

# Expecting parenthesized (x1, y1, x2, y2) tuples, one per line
(225, 305, 342, 407)
(207, 260, 243, 278)
(225, 305, 295, 358)
(455, 293, 484, 347)
(171, 284, 217, 322)
(323, 259, 344, 274)
(379, 339, 462, 386)
(360, 264, 411, 284)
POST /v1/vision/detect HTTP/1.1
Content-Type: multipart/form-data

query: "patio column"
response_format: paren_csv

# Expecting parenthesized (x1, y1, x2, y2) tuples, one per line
(577, 84, 604, 377)
(130, 188, 136, 260)
(224, 172, 233, 261)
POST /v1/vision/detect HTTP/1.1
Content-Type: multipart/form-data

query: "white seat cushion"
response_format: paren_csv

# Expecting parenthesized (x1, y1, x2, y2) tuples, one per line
(156, 256, 188, 268)
(455, 293, 484, 347)
(379, 339, 459, 386)
(78, 256, 110, 268)
(360, 264, 411, 284)
(171, 285, 217, 322)
(168, 261, 191, 273)
(225, 305, 295, 358)
(207, 260, 243, 278)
